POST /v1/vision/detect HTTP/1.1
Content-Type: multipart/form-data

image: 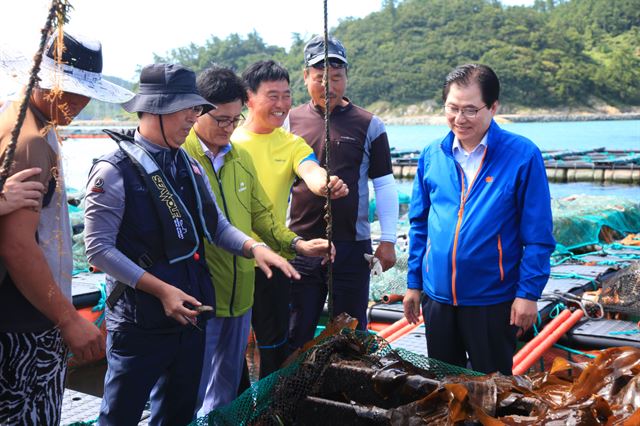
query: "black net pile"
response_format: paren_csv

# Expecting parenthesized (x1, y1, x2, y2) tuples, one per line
(599, 262, 640, 316)
(190, 328, 640, 425)
(189, 325, 479, 426)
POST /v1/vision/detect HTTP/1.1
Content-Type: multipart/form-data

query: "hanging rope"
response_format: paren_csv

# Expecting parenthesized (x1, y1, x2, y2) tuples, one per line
(322, 0, 334, 320)
(0, 0, 71, 194)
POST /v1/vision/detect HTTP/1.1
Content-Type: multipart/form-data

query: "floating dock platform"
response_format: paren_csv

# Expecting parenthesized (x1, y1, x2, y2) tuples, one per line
(391, 148, 640, 184)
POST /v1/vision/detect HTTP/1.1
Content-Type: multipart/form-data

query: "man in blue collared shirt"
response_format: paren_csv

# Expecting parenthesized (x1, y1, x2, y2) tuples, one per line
(452, 134, 487, 186)
(403, 64, 555, 375)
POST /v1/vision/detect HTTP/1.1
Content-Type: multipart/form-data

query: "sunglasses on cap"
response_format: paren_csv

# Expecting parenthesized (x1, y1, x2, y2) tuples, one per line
(311, 59, 348, 70)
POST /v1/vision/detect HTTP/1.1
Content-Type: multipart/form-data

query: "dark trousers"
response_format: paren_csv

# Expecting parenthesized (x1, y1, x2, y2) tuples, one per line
(251, 268, 291, 378)
(288, 240, 372, 351)
(421, 296, 517, 375)
(99, 327, 205, 426)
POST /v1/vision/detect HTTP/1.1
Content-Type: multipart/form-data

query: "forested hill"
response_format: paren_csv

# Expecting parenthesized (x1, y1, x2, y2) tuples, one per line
(335, 0, 639, 109)
(104, 0, 640, 119)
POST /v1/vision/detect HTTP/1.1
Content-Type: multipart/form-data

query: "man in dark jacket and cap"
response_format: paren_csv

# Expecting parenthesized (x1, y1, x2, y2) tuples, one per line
(84, 63, 299, 425)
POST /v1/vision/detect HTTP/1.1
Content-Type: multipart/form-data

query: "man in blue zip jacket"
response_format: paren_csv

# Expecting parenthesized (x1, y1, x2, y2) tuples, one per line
(403, 64, 555, 375)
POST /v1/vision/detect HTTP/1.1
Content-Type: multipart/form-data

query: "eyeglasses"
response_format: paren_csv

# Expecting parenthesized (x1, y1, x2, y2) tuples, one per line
(186, 105, 205, 116)
(207, 113, 245, 129)
(444, 105, 487, 118)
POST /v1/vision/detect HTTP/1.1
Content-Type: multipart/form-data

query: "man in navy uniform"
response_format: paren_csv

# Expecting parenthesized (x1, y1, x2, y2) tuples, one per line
(85, 63, 298, 425)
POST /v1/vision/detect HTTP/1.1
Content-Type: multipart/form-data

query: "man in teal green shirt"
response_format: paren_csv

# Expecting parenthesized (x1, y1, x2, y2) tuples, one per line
(183, 65, 332, 414)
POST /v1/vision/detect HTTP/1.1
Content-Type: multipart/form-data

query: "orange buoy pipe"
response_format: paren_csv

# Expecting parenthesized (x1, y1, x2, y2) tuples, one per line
(512, 309, 584, 375)
(513, 308, 572, 366)
(377, 317, 410, 339)
(381, 294, 404, 304)
(386, 317, 423, 343)
(367, 322, 389, 332)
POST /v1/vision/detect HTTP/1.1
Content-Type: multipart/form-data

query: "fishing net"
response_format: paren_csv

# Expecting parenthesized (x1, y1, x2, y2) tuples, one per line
(68, 197, 90, 273)
(368, 203, 412, 302)
(72, 231, 89, 273)
(369, 235, 409, 302)
(190, 316, 640, 425)
(189, 317, 479, 426)
(552, 195, 640, 252)
(599, 261, 640, 316)
(543, 148, 640, 164)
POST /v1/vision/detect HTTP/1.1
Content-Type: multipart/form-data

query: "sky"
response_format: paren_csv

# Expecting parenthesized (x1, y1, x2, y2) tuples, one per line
(1, 0, 533, 81)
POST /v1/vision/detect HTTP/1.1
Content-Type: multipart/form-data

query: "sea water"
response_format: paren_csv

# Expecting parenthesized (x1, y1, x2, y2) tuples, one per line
(387, 120, 640, 199)
(61, 120, 640, 199)
(386, 119, 640, 152)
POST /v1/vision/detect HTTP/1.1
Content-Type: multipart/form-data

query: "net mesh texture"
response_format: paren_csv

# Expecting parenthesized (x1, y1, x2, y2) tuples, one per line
(189, 328, 479, 426)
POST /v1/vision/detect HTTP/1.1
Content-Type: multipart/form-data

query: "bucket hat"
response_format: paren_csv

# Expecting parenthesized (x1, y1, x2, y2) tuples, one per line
(0, 31, 133, 103)
(122, 63, 215, 115)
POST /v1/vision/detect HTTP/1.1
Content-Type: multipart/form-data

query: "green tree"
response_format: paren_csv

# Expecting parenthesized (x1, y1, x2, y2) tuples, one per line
(83, 0, 639, 119)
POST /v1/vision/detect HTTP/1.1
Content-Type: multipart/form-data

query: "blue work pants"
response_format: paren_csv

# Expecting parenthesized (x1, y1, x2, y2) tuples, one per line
(98, 326, 205, 426)
(195, 311, 251, 416)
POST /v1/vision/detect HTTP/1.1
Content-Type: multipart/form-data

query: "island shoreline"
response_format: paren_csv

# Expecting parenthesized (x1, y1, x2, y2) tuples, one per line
(380, 112, 640, 125)
(69, 111, 640, 128)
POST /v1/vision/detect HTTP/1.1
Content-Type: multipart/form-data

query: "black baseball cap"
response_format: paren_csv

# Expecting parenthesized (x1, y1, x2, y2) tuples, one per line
(303, 35, 348, 67)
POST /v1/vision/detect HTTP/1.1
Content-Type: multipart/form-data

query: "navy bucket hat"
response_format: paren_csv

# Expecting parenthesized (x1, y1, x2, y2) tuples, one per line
(122, 63, 215, 115)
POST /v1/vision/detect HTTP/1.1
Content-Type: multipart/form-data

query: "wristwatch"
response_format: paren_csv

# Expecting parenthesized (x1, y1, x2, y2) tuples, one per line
(290, 236, 304, 254)
(249, 242, 268, 258)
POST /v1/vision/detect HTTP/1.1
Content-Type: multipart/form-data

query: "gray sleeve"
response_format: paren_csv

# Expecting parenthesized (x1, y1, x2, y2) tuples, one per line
(84, 161, 145, 287)
(195, 161, 251, 256)
(213, 211, 250, 256)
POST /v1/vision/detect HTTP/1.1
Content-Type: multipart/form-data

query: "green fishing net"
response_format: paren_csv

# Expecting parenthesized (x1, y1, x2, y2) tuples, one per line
(552, 196, 640, 252)
(188, 329, 479, 426)
(369, 244, 409, 302)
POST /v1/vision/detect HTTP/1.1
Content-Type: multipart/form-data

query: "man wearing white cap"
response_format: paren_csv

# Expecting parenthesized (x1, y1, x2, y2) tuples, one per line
(0, 30, 133, 425)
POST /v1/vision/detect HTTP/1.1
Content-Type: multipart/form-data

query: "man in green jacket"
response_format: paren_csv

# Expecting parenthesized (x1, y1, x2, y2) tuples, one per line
(183, 65, 332, 414)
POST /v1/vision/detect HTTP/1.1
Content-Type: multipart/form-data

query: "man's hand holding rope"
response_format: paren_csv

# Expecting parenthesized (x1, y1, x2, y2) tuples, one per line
(325, 175, 348, 199)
